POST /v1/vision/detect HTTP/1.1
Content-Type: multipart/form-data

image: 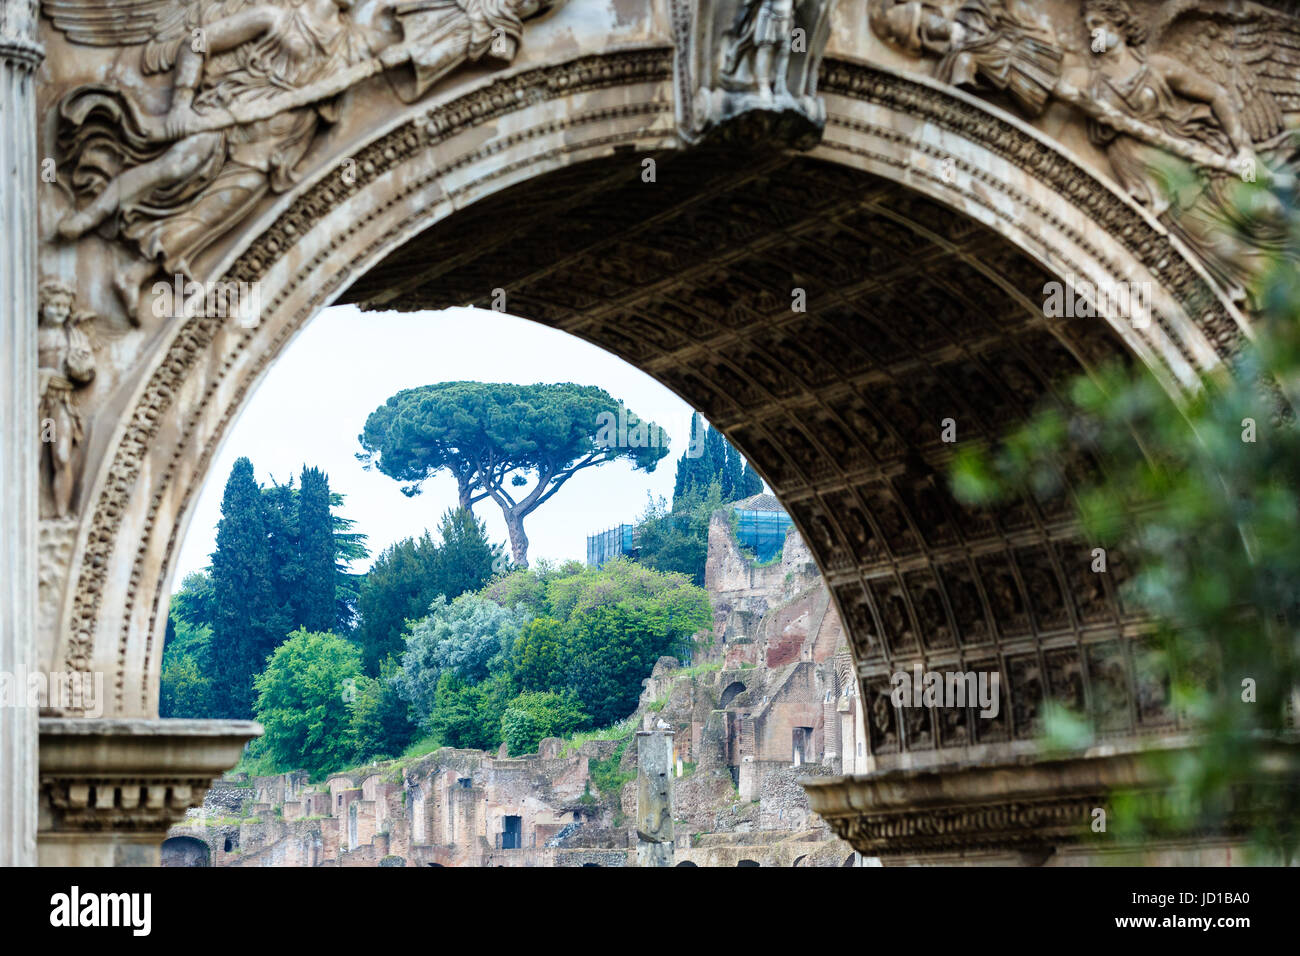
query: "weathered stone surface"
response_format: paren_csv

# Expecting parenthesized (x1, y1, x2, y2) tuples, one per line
(0, 0, 43, 868)
(38, 717, 260, 866)
(17, 0, 1297, 863)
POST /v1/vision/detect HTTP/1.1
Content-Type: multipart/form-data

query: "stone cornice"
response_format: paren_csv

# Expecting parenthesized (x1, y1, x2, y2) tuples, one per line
(803, 737, 1300, 857)
(40, 718, 261, 834)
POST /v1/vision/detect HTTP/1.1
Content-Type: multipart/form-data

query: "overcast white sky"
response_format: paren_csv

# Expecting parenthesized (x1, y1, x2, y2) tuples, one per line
(174, 304, 703, 583)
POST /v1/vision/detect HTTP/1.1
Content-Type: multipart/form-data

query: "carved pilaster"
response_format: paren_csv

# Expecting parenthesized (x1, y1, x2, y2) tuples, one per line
(0, 0, 43, 868)
(38, 718, 260, 866)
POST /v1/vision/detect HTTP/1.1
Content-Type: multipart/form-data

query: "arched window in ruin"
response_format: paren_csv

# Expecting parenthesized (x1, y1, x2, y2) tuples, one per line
(719, 682, 747, 709)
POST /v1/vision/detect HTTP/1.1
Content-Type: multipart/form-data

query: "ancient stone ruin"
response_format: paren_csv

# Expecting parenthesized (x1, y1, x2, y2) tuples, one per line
(164, 500, 866, 866)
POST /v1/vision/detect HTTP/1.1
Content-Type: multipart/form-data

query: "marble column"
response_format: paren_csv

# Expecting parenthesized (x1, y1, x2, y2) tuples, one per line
(0, 0, 42, 868)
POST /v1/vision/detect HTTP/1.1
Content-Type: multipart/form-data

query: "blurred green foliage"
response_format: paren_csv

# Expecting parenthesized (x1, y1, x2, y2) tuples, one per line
(951, 173, 1300, 860)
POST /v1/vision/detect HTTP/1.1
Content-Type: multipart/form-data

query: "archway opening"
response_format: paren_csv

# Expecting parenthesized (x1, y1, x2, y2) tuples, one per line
(161, 836, 211, 867)
(339, 147, 1144, 769)
(719, 682, 747, 709)
(158, 142, 1153, 867)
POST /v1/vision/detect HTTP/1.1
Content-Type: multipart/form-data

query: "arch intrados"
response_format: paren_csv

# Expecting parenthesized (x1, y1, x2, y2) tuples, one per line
(58, 55, 1247, 724)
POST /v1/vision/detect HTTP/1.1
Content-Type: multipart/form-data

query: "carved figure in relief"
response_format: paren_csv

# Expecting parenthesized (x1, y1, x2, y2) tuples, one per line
(721, 0, 800, 101)
(869, 0, 1063, 116)
(1071, 0, 1297, 301)
(689, 0, 834, 147)
(52, 0, 373, 312)
(48, 0, 555, 316)
(870, 0, 1300, 304)
(38, 281, 98, 520)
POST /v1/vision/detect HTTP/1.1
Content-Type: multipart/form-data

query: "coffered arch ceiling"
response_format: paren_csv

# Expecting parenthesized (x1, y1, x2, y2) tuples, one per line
(346, 145, 1161, 768)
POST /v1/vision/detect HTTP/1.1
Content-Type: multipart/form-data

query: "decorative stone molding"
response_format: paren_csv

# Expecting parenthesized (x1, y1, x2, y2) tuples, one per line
(38, 718, 260, 865)
(818, 59, 1247, 373)
(803, 736, 1299, 861)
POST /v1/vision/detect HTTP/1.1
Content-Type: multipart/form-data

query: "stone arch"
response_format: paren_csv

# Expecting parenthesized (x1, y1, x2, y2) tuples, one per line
(719, 681, 748, 709)
(160, 835, 210, 867)
(46, 49, 1246, 771)
(737, 859, 760, 867)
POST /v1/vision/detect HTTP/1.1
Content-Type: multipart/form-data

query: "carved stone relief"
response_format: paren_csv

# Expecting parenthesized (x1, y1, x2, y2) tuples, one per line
(868, 0, 1300, 304)
(676, 0, 835, 146)
(48, 0, 560, 321)
(37, 279, 97, 520)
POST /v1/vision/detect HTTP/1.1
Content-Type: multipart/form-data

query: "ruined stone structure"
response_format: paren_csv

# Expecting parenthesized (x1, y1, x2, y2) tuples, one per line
(7, 0, 1300, 864)
(163, 513, 866, 866)
(705, 494, 869, 782)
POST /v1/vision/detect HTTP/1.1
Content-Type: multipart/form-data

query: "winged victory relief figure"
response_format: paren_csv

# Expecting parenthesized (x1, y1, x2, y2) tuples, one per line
(869, 0, 1300, 304)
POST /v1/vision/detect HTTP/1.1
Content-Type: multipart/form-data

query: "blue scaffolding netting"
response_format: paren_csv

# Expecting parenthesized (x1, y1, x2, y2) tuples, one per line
(585, 506, 792, 567)
(733, 508, 793, 562)
(586, 523, 639, 567)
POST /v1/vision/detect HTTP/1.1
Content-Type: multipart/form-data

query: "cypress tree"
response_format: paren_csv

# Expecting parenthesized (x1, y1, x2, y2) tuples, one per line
(207, 457, 280, 718)
(297, 466, 338, 632)
(672, 449, 689, 501)
(668, 415, 764, 508)
(704, 425, 726, 494)
(261, 479, 299, 640)
(722, 440, 745, 501)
